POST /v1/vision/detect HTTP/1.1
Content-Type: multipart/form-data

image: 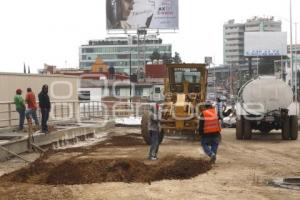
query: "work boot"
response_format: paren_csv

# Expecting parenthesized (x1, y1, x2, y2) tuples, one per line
(149, 156, 158, 161)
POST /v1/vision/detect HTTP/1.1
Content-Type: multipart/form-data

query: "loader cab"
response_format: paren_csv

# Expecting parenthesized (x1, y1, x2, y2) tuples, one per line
(166, 64, 207, 102)
(149, 85, 164, 102)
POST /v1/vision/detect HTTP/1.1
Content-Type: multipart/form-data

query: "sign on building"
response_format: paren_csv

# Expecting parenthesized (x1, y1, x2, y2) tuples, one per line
(244, 32, 287, 57)
(106, 0, 179, 30)
(205, 57, 212, 65)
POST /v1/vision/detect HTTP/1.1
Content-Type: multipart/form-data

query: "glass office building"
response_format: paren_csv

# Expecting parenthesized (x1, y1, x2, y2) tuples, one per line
(79, 35, 172, 74)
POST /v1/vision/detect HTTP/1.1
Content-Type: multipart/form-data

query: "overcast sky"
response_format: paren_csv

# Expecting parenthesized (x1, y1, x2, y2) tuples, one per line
(0, 0, 299, 73)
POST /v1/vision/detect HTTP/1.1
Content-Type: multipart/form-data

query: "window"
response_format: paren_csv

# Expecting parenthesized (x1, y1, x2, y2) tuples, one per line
(115, 88, 120, 96)
(78, 91, 90, 101)
(135, 88, 143, 96)
(154, 87, 161, 93)
(174, 68, 201, 84)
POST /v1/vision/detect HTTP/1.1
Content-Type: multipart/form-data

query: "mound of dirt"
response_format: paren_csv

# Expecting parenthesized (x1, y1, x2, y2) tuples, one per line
(92, 135, 145, 148)
(1, 156, 211, 185)
(41, 134, 146, 156)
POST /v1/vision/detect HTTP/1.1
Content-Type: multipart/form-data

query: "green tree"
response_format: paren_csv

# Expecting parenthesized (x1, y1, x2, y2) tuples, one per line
(150, 49, 160, 62)
(173, 52, 182, 64)
(258, 56, 287, 75)
(162, 53, 172, 64)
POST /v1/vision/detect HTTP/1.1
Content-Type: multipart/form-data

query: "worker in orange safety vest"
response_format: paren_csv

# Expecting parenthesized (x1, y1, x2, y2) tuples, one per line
(198, 103, 221, 164)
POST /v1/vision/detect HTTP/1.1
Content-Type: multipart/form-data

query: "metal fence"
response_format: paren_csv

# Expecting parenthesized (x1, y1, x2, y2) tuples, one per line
(0, 101, 151, 128)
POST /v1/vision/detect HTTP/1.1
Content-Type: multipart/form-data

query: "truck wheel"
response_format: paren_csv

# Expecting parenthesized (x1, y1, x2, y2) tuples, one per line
(281, 117, 290, 140)
(141, 112, 151, 145)
(236, 117, 243, 140)
(243, 119, 252, 140)
(290, 116, 298, 140)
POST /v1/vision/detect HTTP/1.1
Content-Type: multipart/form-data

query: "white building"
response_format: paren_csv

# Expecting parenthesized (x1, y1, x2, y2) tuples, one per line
(79, 35, 172, 74)
(223, 17, 282, 66)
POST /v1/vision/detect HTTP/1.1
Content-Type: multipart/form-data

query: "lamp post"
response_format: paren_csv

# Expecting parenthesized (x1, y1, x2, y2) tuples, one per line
(289, 0, 295, 102)
(137, 28, 147, 80)
(129, 52, 132, 103)
(294, 22, 299, 103)
(273, 13, 299, 103)
(213, 63, 216, 96)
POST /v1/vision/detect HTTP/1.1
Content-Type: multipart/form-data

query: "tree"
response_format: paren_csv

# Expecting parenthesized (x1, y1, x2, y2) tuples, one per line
(23, 63, 26, 74)
(162, 53, 172, 64)
(150, 49, 161, 62)
(173, 52, 182, 64)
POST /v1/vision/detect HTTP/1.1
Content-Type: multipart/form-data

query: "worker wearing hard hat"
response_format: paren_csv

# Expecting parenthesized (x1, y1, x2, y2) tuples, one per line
(199, 103, 222, 164)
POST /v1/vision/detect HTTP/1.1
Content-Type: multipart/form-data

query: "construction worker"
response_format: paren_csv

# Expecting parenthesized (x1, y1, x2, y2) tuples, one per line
(148, 103, 160, 160)
(13, 89, 26, 131)
(199, 103, 221, 164)
(25, 88, 39, 128)
(38, 85, 51, 134)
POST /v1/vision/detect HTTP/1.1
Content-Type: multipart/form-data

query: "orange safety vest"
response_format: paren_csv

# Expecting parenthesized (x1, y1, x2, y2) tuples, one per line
(203, 108, 221, 134)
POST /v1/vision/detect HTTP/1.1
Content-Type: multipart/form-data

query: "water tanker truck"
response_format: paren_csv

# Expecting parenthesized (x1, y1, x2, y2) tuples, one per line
(236, 76, 298, 140)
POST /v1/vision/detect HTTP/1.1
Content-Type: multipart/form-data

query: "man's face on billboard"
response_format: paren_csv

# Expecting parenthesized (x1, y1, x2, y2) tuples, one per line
(120, 0, 134, 20)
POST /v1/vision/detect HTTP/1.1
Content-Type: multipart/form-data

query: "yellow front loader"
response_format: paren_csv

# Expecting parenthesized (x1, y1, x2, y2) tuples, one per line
(141, 63, 208, 144)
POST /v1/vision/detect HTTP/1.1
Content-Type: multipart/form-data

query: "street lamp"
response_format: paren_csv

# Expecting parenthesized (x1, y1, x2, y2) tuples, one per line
(129, 52, 132, 103)
(289, 0, 295, 102)
(293, 22, 299, 103)
(273, 14, 299, 103)
(137, 27, 147, 80)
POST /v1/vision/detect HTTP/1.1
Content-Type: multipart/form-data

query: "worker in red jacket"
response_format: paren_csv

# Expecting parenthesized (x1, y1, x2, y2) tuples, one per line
(199, 103, 221, 164)
(25, 87, 39, 127)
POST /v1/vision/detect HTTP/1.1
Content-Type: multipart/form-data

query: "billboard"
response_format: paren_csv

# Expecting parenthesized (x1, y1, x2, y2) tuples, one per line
(106, 0, 178, 30)
(244, 32, 287, 57)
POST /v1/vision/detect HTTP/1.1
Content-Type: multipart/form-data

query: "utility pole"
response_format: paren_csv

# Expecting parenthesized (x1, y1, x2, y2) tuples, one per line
(129, 52, 132, 104)
(230, 64, 232, 96)
(290, 0, 294, 100)
(137, 29, 140, 80)
(295, 22, 298, 103)
(143, 30, 146, 78)
(256, 56, 259, 76)
(137, 28, 147, 80)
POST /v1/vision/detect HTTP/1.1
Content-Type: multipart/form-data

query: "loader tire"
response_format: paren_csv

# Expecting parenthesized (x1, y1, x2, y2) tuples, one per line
(290, 116, 298, 140)
(243, 118, 252, 140)
(141, 112, 151, 145)
(236, 117, 243, 140)
(281, 117, 290, 140)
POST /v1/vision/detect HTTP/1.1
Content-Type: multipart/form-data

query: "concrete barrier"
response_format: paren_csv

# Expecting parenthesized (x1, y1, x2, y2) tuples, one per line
(0, 121, 115, 161)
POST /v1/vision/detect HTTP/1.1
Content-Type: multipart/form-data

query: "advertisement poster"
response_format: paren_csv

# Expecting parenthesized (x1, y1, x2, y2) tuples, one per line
(106, 0, 178, 30)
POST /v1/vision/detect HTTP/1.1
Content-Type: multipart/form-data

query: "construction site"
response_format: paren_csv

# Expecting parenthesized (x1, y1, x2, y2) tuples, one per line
(0, 127, 299, 199)
(1, 0, 300, 199)
(0, 63, 300, 200)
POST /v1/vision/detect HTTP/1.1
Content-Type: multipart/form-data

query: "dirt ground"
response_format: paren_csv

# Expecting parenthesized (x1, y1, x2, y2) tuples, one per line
(0, 127, 300, 200)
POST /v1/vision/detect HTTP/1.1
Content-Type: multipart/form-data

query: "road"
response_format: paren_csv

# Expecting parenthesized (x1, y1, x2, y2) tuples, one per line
(0, 127, 299, 200)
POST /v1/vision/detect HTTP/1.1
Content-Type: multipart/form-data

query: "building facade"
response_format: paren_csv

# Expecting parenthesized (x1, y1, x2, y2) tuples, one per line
(223, 17, 282, 66)
(79, 35, 172, 74)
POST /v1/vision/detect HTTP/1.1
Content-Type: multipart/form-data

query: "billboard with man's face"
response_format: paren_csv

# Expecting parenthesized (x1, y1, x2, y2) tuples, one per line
(106, 0, 179, 30)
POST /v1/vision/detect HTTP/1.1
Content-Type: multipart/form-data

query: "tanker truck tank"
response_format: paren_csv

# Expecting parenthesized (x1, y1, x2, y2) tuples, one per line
(236, 76, 298, 140)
